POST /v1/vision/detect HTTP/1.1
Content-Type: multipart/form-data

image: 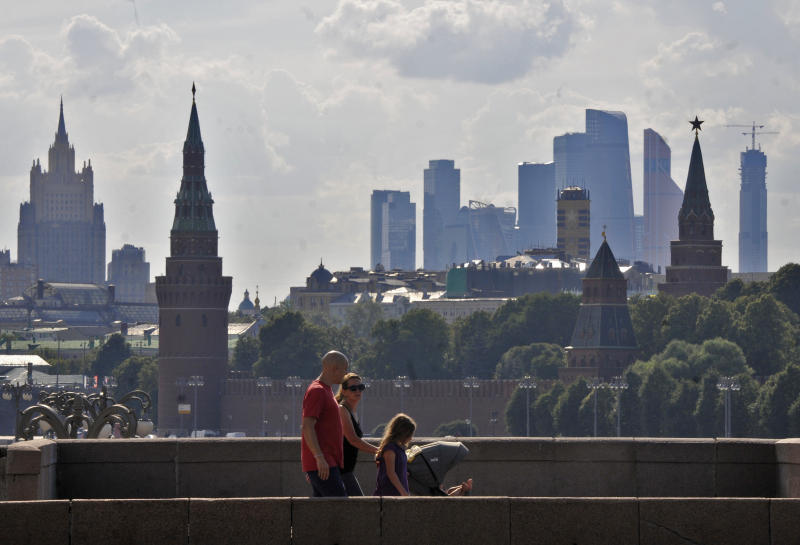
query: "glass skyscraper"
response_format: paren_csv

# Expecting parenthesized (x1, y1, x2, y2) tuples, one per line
(738, 148, 768, 273)
(423, 159, 460, 270)
(370, 190, 416, 271)
(643, 128, 683, 273)
(517, 162, 556, 251)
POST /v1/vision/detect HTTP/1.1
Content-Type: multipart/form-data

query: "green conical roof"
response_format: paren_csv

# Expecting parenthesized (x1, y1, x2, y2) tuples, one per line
(171, 87, 216, 233)
(585, 239, 624, 279)
(679, 135, 713, 220)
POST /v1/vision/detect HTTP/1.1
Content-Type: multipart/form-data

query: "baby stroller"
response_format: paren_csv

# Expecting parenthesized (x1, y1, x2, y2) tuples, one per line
(406, 441, 469, 496)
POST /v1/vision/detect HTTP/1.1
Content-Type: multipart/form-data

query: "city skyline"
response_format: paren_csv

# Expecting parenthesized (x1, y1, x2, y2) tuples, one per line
(1, 2, 798, 305)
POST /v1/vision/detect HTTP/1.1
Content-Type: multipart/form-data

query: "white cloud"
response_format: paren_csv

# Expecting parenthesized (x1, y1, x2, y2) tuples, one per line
(316, 0, 576, 83)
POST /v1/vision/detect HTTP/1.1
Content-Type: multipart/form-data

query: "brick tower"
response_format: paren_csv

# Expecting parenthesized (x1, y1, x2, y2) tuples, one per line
(156, 85, 232, 434)
(562, 235, 638, 382)
(659, 120, 729, 297)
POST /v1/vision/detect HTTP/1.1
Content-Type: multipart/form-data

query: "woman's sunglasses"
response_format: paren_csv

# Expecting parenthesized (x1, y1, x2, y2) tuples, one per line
(345, 384, 366, 392)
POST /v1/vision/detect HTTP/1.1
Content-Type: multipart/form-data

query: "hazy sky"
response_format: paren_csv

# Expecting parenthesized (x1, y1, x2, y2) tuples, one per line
(2, 0, 800, 307)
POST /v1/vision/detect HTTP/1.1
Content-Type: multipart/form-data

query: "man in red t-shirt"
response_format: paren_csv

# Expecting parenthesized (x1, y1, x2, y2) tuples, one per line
(301, 350, 349, 496)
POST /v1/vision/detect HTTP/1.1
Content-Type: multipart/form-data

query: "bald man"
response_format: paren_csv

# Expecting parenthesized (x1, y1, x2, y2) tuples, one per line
(300, 350, 349, 496)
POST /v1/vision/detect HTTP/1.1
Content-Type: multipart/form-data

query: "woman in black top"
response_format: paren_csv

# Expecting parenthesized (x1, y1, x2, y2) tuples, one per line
(336, 372, 378, 496)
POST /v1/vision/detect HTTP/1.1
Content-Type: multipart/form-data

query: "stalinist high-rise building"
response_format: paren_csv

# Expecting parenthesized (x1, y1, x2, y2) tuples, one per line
(156, 86, 232, 433)
(18, 99, 106, 284)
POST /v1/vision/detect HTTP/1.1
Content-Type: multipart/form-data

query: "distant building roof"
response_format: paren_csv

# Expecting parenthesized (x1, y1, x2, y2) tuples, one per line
(0, 355, 51, 368)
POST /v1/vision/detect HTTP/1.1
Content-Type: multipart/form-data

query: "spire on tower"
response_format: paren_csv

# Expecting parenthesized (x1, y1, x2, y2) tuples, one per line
(56, 96, 68, 143)
(184, 84, 204, 152)
(679, 132, 713, 222)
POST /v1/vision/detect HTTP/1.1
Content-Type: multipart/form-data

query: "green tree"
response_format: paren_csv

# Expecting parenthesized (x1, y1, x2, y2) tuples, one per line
(252, 311, 330, 378)
(553, 378, 588, 436)
(695, 299, 735, 343)
(357, 309, 452, 379)
(578, 386, 614, 436)
(736, 294, 798, 376)
(533, 382, 564, 437)
(113, 356, 155, 394)
(344, 298, 385, 339)
(494, 343, 565, 379)
(92, 333, 132, 378)
(666, 380, 700, 437)
(231, 336, 260, 372)
(433, 419, 478, 437)
(452, 311, 494, 377)
(756, 363, 800, 437)
(694, 371, 722, 437)
(489, 292, 580, 362)
(690, 338, 750, 379)
(619, 370, 642, 436)
(629, 293, 674, 358)
(661, 294, 706, 346)
(769, 263, 800, 317)
(504, 381, 545, 436)
(640, 365, 675, 436)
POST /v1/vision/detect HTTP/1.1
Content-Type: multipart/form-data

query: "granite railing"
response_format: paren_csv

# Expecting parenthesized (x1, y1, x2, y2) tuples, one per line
(3, 437, 800, 544)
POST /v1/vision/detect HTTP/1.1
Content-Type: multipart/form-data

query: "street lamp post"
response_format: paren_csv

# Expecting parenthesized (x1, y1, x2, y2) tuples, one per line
(359, 377, 371, 431)
(175, 377, 187, 436)
(608, 376, 629, 437)
(589, 377, 603, 437)
(1, 381, 34, 440)
(285, 376, 304, 436)
(256, 377, 272, 437)
(519, 375, 537, 437)
(187, 375, 204, 437)
(393, 376, 411, 413)
(716, 376, 741, 438)
(463, 376, 479, 437)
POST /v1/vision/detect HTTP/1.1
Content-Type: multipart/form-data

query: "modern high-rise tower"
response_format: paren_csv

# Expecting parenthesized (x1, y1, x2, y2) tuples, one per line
(156, 86, 232, 433)
(553, 133, 588, 189)
(643, 129, 683, 272)
(517, 162, 556, 251)
(18, 99, 106, 284)
(423, 160, 460, 270)
(584, 109, 635, 261)
(738, 147, 768, 273)
(370, 190, 416, 270)
(557, 186, 591, 260)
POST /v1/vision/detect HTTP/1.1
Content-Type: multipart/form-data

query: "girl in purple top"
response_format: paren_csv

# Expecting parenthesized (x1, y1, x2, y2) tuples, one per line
(373, 413, 416, 496)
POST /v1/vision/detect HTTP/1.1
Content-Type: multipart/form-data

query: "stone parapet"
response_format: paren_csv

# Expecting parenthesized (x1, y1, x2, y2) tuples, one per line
(0, 437, 788, 501)
(2, 497, 800, 545)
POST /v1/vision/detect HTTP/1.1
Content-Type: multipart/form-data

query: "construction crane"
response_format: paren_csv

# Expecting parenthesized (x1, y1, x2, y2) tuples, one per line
(724, 122, 779, 150)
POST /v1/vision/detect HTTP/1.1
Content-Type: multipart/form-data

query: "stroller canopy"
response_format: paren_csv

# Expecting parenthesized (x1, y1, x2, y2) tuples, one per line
(406, 441, 469, 495)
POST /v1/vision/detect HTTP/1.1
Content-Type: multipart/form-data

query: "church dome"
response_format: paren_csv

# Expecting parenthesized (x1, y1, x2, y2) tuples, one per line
(309, 262, 333, 287)
(238, 289, 255, 311)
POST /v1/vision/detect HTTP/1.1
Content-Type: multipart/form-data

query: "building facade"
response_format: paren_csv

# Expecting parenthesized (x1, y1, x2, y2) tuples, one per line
(557, 186, 591, 260)
(643, 128, 683, 273)
(370, 190, 416, 271)
(553, 132, 588, 189)
(562, 238, 638, 382)
(423, 160, 460, 270)
(659, 132, 729, 297)
(156, 87, 232, 434)
(517, 162, 556, 251)
(107, 244, 150, 303)
(738, 148, 768, 273)
(18, 99, 105, 284)
(0, 250, 37, 301)
(584, 109, 636, 261)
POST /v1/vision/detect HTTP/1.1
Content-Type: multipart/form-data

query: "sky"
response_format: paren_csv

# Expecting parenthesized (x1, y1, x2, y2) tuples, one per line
(2, 0, 800, 307)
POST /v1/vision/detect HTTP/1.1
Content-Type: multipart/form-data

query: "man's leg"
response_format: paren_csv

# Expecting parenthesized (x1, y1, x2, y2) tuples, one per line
(306, 467, 347, 497)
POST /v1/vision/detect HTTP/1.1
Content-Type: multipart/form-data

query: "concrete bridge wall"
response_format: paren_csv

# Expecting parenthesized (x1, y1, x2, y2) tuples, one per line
(2, 497, 800, 545)
(3, 437, 800, 500)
